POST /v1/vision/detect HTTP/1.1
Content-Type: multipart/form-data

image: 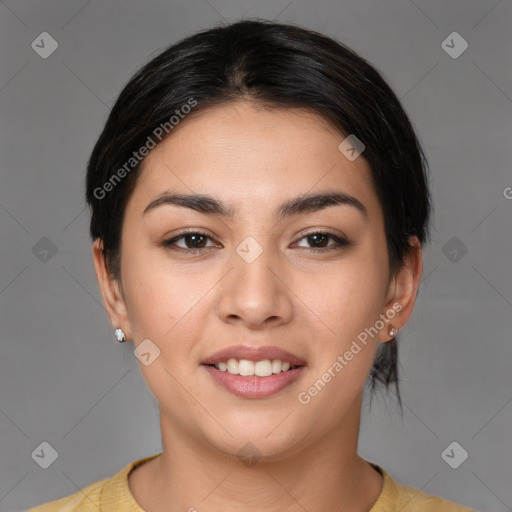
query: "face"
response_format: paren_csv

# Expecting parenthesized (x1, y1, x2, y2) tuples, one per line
(93, 101, 420, 460)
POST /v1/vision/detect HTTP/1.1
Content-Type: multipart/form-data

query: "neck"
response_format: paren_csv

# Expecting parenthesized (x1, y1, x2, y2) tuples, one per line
(129, 392, 383, 512)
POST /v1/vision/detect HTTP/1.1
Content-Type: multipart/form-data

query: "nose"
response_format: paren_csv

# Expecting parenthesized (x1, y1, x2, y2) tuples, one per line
(216, 238, 294, 330)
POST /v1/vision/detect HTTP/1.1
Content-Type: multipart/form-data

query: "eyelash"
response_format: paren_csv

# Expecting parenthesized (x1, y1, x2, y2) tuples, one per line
(160, 229, 350, 254)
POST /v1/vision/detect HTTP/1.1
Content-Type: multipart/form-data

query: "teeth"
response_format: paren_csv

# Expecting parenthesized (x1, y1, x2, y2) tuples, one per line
(215, 358, 296, 376)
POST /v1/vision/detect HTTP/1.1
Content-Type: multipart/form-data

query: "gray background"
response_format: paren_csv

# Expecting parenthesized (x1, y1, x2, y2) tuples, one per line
(1, 1, 511, 511)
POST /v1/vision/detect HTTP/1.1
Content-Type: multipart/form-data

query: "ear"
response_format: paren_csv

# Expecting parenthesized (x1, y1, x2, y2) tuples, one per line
(92, 238, 132, 342)
(380, 236, 423, 342)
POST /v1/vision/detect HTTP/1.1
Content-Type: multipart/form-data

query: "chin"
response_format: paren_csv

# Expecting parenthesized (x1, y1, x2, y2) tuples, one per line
(203, 423, 309, 463)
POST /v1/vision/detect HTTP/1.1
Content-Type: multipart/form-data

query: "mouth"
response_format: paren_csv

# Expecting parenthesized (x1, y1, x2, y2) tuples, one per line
(202, 359, 304, 376)
(200, 345, 307, 399)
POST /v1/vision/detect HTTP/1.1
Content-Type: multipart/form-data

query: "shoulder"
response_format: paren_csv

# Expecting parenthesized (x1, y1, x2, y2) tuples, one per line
(371, 464, 475, 512)
(394, 481, 475, 511)
(24, 477, 108, 512)
(24, 453, 161, 512)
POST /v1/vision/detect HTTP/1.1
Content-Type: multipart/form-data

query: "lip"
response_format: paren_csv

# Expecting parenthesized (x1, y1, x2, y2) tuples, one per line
(202, 365, 307, 399)
(200, 344, 306, 366)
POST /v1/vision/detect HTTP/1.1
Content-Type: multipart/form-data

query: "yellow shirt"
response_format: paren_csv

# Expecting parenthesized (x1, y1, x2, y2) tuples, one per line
(26, 453, 474, 511)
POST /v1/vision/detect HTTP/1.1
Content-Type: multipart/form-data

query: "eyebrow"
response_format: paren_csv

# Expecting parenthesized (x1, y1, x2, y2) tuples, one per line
(143, 189, 368, 220)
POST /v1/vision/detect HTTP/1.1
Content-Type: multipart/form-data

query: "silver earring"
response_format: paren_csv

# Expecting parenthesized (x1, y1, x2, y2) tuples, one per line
(114, 328, 126, 343)
(388, 326, 398, 338)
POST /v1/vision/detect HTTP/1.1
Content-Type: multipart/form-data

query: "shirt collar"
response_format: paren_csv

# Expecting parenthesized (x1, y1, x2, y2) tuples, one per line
(100, 454, 397, 511)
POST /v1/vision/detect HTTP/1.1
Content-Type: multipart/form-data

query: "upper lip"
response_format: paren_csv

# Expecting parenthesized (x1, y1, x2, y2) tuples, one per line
(201, 345, 306, 366)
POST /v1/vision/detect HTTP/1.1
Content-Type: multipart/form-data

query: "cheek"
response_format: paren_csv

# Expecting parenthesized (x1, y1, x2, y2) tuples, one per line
(303, 253, 388, 336)
(295, 264, 385, 418)
(120, 250, 181, 340)
(121, 257, 213, 405)
(121, 249, 217, 356)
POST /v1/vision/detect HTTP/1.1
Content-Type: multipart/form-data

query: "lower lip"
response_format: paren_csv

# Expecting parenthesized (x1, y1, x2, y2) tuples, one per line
(201, 365, 306, 399)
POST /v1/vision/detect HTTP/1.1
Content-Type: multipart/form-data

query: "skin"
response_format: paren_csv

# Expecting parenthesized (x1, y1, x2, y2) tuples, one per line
(92, 101, 423, 512)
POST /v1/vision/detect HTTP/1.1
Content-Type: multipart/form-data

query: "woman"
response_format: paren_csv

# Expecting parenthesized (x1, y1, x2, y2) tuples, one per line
(27, 19, 474, 512)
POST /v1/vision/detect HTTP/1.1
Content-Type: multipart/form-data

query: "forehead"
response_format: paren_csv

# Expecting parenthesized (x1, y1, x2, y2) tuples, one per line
(127, 101, 381, 221)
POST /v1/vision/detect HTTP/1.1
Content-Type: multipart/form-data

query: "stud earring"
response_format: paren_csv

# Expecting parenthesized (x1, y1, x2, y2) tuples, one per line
(388, 326, 398, 338)
(114, 328, 127, 343)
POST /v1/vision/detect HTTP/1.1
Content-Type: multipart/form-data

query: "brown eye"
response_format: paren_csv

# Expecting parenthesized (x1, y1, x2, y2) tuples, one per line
(161, 230, 219, 252)
(294, 232, 349, 253)
(161, 230, 349, 255)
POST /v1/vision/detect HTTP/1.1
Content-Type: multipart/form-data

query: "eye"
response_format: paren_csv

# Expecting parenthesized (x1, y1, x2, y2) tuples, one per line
(160, 230, 349, 254)
(161, 230, 219, 253)
(293, 231, 349, 253)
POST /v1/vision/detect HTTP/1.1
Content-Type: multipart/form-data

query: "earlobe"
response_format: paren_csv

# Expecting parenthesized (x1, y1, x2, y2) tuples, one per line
(91, 238, 132, 341)
(388, 326, 398, 338)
